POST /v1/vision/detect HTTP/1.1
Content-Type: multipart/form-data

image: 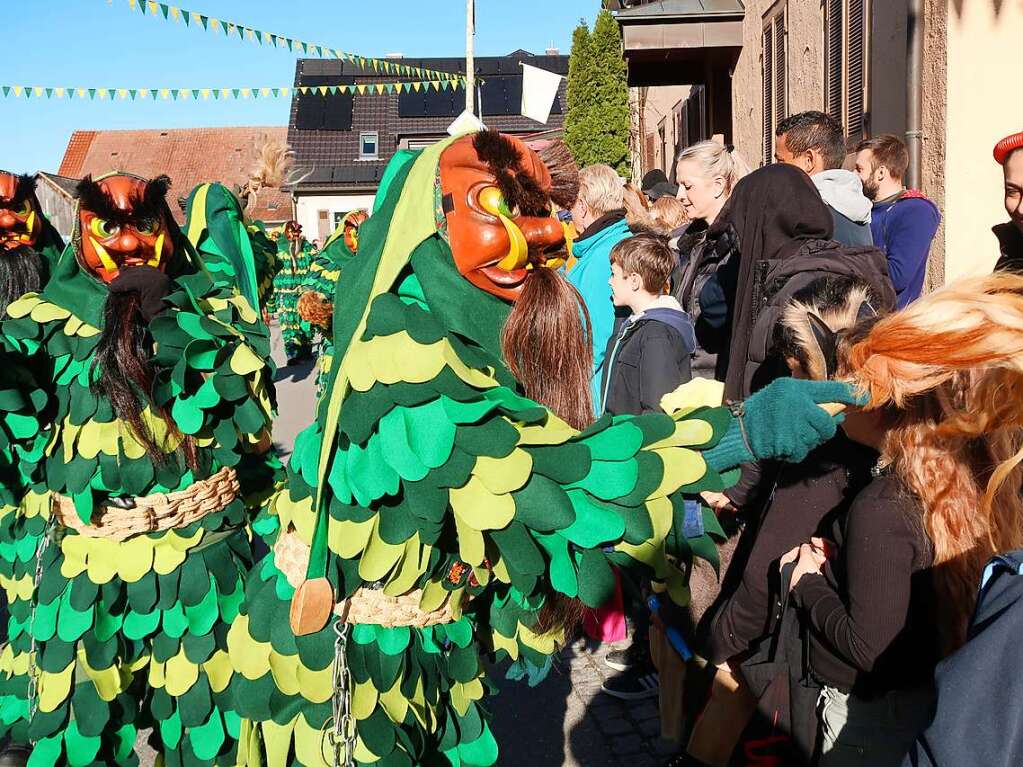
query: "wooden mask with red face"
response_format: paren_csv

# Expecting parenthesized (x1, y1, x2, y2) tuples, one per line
(75, 173, 174, 283)
(0, 172, 43, 252)
(439, 131, 566, 302)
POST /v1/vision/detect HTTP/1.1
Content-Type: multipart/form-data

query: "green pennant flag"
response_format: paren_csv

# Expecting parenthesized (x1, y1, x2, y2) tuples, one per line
(191, 89, 201, 99)
(236, 25, 245, 39)
(3, 86, 10, 98)
(328, 86, 338, 94)
(160, 3, 170, 19)
(271, 34, 279, 48)
(129, 89, 138, 100)
(24, 88, 31, 100)
(88, 88, 97, 100)
(213, 89, 220, 99)
(286, 38, 293, 51)
(272, 88, 280, 97)
(45, 88, 54, 98)
(385, 83, 394, 93)
(232, 88, 240, 98)
(301, 42, 309, 54)
(199, 14, 208, 29)
(181, 8, 190, 26)
(171, 89, 179, 100)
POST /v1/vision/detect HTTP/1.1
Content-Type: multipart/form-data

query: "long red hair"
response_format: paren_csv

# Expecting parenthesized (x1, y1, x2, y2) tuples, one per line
(840, 273, 1023, 651)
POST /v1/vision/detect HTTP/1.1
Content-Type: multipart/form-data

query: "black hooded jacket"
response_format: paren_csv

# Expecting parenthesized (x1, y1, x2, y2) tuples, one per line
(697, 165, 895, 507)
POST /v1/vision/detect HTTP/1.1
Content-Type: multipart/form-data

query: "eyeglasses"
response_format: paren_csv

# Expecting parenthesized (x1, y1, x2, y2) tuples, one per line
(556, 209, 572, 222)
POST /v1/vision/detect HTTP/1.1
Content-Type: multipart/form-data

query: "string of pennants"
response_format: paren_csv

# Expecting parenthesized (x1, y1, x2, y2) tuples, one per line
(0, 80, 466, 101)
(105, 0, 464, 84)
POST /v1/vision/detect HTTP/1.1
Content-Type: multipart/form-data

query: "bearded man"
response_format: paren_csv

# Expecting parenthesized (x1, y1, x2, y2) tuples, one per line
(224, 132, 858, 767)
(0, 172, 281, 767)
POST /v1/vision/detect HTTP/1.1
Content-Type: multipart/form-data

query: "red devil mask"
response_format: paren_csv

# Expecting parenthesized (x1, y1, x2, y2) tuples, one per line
(439, 131, 566, 302)
(0, 172, 43, 252)
(75, 173, 174, 283)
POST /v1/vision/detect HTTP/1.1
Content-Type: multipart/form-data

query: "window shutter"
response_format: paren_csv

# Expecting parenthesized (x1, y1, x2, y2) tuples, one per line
(826, 0, 843, 121)
(847, 0, 867, 138)
(774, 12, 786, 136)
(763, 22, 774, 165)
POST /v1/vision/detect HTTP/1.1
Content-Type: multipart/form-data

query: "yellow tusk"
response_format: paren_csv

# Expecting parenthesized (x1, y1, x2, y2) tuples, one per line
(24, 211, 35, 234)
(494, 213, 529, 271)
(89, 238, 119, 273)
(148, 233, 165, 267)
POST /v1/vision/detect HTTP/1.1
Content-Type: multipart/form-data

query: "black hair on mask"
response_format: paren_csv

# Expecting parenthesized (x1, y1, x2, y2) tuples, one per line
(0, 245, 44, 317)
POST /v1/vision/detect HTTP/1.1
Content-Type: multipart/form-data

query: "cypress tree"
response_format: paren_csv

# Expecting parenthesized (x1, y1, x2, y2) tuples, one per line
(564, 20, 595, 167)
(564, 12, 631, 174)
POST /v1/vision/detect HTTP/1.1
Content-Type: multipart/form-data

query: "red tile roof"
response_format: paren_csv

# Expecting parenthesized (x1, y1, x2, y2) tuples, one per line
(57, 126, 292, 223)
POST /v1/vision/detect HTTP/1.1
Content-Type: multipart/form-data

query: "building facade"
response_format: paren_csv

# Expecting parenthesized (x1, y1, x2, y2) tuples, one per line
(286, 52, 569, 241)
(611, 0, 1023, 283)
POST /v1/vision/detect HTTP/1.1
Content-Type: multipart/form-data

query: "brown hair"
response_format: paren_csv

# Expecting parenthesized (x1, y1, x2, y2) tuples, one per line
(502, 267, 594, 431)
(856, 134, 910, 181)
(838, 272, 1023, 652)
(610, 233, 675, 294)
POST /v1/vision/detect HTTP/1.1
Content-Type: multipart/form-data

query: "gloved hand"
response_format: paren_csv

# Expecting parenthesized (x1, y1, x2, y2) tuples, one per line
(109, 265, 173, 322)
(704, 378, 866, 471)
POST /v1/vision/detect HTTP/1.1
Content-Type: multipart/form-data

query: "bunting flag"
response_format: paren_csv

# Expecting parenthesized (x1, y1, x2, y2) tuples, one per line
(0, 80, 464, 100)
(101, 0, 464, 84)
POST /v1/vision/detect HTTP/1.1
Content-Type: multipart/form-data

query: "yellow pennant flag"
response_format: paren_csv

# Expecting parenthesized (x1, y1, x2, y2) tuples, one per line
(33, 87, 44, 97)
(147, 1, 158, 14)
(375, 84, 385, 95)
(220, 88, 231, 99)
(77, 88, 87, 99)
(98, 88, 109, 99)
(139, 88, 150, 99)
(241, 88, 251, 98)
(201, 88, 211, 100)
(260, 87, 271, 97)
(117, 88, 128, 99)
(210, 18, 220, 32)
(160, 88, 171, 99)
(55, 87, 65, 98)
(170, 6, 180, 21)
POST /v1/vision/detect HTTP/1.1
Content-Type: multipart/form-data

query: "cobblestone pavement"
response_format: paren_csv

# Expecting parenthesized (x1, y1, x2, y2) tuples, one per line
(492, 636, 680, 767)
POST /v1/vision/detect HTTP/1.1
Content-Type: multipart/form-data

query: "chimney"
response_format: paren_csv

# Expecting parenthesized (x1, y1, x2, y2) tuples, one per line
(545, 41, 559, 56)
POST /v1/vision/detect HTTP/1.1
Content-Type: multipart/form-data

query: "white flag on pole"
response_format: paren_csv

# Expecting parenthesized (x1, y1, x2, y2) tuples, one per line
(520, 64, 563, 125)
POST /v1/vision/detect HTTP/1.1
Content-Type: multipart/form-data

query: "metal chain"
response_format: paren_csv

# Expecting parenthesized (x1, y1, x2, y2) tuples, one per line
(26, 518, 55, 728)
(329, 620, 356, 767)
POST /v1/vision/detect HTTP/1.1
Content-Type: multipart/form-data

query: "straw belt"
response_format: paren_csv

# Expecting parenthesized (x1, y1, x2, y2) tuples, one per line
(52, 466, 240, 542)
(274, 527, 458, 628)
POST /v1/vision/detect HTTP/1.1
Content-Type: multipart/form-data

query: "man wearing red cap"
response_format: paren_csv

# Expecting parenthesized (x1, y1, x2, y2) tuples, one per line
(994, 131, 1023, 272)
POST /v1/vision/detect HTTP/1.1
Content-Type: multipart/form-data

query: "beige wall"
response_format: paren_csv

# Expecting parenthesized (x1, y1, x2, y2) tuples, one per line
(732, 0, 827, 167)
(942, 0, 1023, 282)
(632, 85, 692, 178)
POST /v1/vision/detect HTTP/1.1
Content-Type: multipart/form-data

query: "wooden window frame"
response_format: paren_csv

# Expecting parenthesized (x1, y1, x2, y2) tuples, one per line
(762, 2, 787, 166)
(825, 0, 871, 144)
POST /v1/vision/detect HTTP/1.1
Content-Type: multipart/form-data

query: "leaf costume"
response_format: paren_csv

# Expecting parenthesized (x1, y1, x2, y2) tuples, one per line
(0, 180, 282, 767)
(300, 212, 364, 395)
(183, 183, 282, 313)
(226, 139, 747, 767)
(268, 234, 314, 361)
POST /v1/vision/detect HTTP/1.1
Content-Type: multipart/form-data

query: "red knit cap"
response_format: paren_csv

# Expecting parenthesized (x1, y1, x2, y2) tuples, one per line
(994, 131, 1023, 165)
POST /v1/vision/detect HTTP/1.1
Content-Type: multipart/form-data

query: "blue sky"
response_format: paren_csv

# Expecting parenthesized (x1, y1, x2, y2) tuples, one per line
(2, 0, 598, 174)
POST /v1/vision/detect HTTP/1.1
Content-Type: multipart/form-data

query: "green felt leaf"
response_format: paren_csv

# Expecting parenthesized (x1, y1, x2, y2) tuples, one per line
(511, 475, 575, 533)
(576, 549, 615, 608)
(458, 722, 498, 767)
(188, 709, 226, 762)
(563, 492, 626, 548)
(360, 708, 398, 760)
(537, 533, 577, 598)
(123, 609, 161, 640)
(376, 626, 411, 656)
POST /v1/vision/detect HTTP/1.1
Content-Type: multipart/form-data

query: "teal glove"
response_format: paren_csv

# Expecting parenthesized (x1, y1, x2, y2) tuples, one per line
(705, 379, 865, 470)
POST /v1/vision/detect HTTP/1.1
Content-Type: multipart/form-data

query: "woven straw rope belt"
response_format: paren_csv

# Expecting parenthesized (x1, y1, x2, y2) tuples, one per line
(274, 528, 458, 628)
(52, 466, 241, 542)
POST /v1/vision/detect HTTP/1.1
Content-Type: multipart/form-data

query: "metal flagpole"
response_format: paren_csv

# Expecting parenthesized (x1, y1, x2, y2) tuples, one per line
(466, 0, 475, 115)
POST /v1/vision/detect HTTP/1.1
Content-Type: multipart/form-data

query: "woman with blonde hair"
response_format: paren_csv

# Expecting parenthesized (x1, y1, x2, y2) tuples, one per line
(784, 272, 1023, 765)
(669, 142, 751, 382)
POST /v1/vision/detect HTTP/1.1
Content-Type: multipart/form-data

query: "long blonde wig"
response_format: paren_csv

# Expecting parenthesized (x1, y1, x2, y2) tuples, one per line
(839, 272, 1023, 651)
